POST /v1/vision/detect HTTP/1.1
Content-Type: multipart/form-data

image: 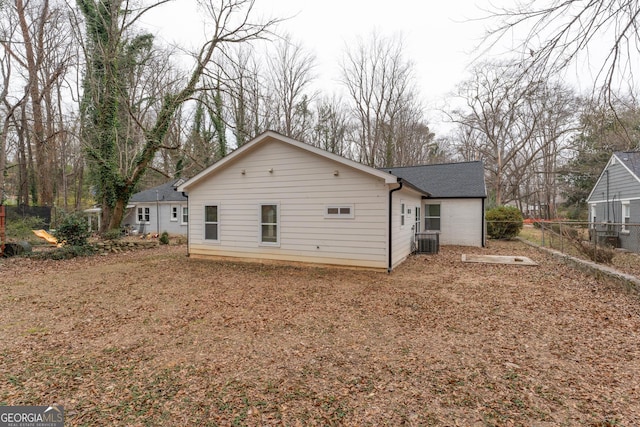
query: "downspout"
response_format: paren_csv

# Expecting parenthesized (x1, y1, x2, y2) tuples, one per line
(182, 191, 189, 257)
(482, 197, 486, 247)
(388, 179, 403, 273)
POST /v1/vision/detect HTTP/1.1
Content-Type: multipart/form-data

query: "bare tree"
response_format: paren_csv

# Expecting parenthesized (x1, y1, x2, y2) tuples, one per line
(78, 0, 278, 233)
(1, 0, 73, 206)
(264, 34, 316, 141)
(309, 95, 350, 157)
(340, 32, 428, 168)
(483, 0, 640, 102)
(449, 61, 578, 208)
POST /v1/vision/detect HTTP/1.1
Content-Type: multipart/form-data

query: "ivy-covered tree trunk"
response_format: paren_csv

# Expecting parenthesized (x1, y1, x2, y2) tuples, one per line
(78, 0, 274, 233)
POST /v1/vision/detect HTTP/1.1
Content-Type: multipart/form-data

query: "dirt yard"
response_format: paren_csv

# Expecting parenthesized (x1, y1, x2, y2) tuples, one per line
(1, 240, 639, 426)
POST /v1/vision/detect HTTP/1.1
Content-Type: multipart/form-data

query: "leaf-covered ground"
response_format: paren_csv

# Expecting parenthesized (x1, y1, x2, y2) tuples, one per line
(1, 240, 639, 426)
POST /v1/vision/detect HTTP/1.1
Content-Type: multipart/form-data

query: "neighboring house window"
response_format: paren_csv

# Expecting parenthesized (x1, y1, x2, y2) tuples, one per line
(260, 204, 279, 245)
(137, 207, 150, 224)
(415, 206, 421, 233)
(425, 204, 441, 231)
(170, 205, 179, 222)
(325, 205, 354, 219)
(204, 205, 219, 241)
(181, 206, 189, 225)
(590, 204, 596, 228)
(400, 202, 405, 227)
(622, 201, 630, 232)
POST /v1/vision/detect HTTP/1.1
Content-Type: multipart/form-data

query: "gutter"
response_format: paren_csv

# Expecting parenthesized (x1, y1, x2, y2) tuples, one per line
(388, 179, 404, 273)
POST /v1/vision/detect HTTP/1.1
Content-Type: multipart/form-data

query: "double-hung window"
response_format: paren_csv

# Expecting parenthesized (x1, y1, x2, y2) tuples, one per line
(137, 207, 150, 224)
(260, 204, 279, 245)
(400, 202, 406, 227)
(425, 204, 441, 231)
(622, 201, 630, 232)
(414, 206, 421, 232)
(204, 205, 219, 241)
(181, 206, 189, 225)
(170, 205, 179, 222)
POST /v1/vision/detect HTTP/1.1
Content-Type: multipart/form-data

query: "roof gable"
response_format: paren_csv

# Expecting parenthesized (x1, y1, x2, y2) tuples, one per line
(178, 131, 399, 191)
(614, 151, 640, 182)
(383, 161, 487, 198)
(130, 179, 187, 203)
(587, 152, 640, 201)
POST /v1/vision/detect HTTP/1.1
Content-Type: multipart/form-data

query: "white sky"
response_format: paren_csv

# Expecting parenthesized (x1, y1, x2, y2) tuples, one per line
(140, 0, 518, 133)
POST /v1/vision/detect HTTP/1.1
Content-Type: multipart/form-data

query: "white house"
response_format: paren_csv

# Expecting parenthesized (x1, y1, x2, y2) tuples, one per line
(122, 179, 189, 235)
(177, 131, 487, 271)
(385, 161, 487, 247)
(177, 131, 429, 271)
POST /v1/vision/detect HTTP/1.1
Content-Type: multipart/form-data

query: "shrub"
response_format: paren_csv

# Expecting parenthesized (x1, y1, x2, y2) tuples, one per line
(54, 212, 91, 247)
(6, 216, 46, 242)
(30, 245, 97, 260)
(486, 206, 523, 239)
(103, 228, 122, 241)
(159, 231, 170, 245)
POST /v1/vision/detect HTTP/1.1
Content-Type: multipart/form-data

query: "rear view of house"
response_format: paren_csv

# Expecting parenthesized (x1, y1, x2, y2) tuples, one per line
(587, 151, 640, 251)
(178, 131, 486, 270)
(385, 162, 487, 247)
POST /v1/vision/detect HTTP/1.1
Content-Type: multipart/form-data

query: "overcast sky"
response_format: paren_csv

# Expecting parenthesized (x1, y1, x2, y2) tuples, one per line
(141, 0, 517, 132)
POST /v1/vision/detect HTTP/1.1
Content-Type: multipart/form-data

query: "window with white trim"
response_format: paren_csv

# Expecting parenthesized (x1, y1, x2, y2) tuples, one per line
(181, 206, 189, 225)
(325, 205, 354, 219)
(204, 205, 219, 241)
(622, 201, 630, 232)
(400, 202, 405, 227)
(590, 204, 596, 228)
(170, 205, 179, 222)
(260, 204, 279, 245)
(415, 206, 421, 232)
(137, 207, 150, 224)
(425, 204, 441, 231)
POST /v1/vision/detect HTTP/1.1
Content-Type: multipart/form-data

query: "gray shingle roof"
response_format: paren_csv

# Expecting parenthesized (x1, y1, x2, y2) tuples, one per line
(383, 161, 487, 198)
(129, 179, 187, 203)
(615, 151, 640, 179)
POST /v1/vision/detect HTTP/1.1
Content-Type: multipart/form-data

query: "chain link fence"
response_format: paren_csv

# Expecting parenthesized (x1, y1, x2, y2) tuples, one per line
(513, 220, 640, 262)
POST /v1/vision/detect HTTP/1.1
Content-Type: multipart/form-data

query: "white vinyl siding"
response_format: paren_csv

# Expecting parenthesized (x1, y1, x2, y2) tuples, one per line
(185, 139, 392, 269)
(426, 199, 484, 247)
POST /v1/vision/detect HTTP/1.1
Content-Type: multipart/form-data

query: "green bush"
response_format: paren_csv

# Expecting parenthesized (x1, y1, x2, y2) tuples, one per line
(486, 206, 523, 239)
(159, 231, 170, 245)
(30, 245, 97, 260)
(6, 216, 46, 242)
(54, 212, 91, 246)
(103, 228, 122, 241)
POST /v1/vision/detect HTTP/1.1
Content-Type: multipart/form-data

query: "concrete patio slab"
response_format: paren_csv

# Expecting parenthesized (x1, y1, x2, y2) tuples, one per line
(462, 254, 538, 266)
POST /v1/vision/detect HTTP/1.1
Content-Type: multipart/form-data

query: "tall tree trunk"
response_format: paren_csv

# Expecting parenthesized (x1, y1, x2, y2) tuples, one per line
(16, 0, 54, 205)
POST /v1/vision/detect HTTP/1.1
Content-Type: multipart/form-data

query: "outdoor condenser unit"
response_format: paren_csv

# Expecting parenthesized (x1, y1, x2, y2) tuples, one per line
(415, 231, 439, 254)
